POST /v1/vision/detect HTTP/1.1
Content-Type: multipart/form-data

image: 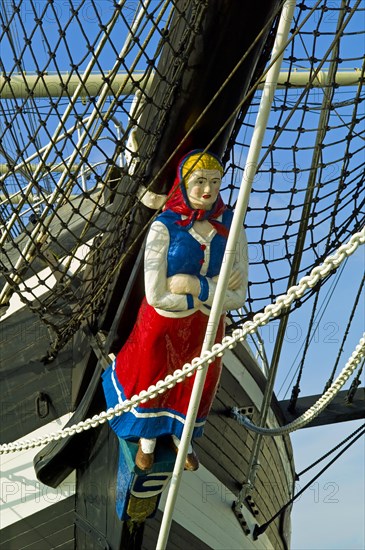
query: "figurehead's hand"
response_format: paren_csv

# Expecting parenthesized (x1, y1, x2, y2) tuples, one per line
(167, 274, 200, 297)
(212, 269, 243, 290)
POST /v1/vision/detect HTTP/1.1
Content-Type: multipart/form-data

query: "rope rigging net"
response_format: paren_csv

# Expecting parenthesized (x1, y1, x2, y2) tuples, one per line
(0, 1, 364, 412)
(0, 8, 364, 547)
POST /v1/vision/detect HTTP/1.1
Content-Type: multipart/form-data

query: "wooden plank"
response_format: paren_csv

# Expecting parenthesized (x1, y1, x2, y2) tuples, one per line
(0, 496, 75, 549)
(194, 360, 294, 550)
(250, 480, 283, 550)
(279, 388, 365, 427)
(143, 509, 211, 550)
(196, 428, 248, 496)
(231, 346, 286, 424)
(253, 459, 286, 514)
(12, 526, 75, 550)
(261, 439, 293, 500)
(75, 423, 124, 550)
(34, 364, 105, 488)
(0, 308, 73, 443)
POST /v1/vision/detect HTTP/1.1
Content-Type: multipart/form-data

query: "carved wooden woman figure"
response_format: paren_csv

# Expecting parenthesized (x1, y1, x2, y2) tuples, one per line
(102, 150, 248, 471)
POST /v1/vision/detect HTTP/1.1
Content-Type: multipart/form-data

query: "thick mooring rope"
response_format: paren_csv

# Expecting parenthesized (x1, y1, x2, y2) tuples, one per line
(232, 330, 364, 435)
(0, 226, 364, 454)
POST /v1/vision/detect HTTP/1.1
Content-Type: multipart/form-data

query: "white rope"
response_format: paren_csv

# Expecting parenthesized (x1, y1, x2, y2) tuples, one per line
(0, 226, 363, 455)
(233, 330, 365, 435)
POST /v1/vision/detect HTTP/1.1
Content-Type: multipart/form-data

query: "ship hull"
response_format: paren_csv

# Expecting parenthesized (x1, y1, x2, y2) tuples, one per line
(1, 340, 293, 550)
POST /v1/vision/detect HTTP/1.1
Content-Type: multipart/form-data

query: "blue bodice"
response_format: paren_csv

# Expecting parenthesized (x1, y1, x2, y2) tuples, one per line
(156, 209, 233, 278)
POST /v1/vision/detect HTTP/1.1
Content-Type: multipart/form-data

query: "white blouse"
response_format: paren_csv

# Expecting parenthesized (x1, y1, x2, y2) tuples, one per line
(144, 218, 248, 318)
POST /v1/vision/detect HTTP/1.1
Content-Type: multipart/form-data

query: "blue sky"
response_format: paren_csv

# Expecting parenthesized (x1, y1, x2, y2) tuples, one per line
(244, 231, 364, 549)
(272, 245, 364, 549)
(1, 1, 364, 547)
(291, 420, 364, 550)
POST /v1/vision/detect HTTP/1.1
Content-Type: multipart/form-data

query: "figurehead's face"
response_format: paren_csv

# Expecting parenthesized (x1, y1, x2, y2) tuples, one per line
(185, 168, 222, 210)
(179, 151, 224, 211)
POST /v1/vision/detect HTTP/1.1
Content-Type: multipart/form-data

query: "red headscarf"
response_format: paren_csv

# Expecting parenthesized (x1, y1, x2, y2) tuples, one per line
(163, 150, 228, 237)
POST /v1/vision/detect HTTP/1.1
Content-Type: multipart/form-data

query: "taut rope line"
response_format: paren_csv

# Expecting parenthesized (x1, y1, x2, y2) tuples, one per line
(0, 225, 363, 455)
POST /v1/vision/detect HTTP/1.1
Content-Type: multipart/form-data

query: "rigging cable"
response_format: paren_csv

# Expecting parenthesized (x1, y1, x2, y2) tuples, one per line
(231, 327, 364, 436)
(0, 226, 364, 455)
(283, 53, 365, 398)
(0, 0, 173, 306)
(287, 285, 323, 409)
(3, 0, 362, 349)
(278, 260, 347, 398)
(295, 422, 365, 479)
(238, 0, 361, 501)
(323, 271, 365, 391)
(345, 357, 364, 404)
(252, 423, 365, 540)
(156, 3, 298, 546)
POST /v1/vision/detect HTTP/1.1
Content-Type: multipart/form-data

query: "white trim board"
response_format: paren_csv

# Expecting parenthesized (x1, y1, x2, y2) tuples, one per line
(0, 241, 92, 322)
(158, 465, 274, 550)
(0, 414, 76, 529)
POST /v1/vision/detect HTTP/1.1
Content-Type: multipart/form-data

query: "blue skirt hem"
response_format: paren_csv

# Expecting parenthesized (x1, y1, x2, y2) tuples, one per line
(102, 362, 205, 440)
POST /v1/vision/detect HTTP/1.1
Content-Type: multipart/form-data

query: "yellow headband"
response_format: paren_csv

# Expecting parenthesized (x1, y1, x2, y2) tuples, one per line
(181, 152, 224, 181)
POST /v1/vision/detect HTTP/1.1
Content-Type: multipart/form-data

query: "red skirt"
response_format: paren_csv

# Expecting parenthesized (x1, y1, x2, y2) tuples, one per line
(102, 298, 224, 440)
